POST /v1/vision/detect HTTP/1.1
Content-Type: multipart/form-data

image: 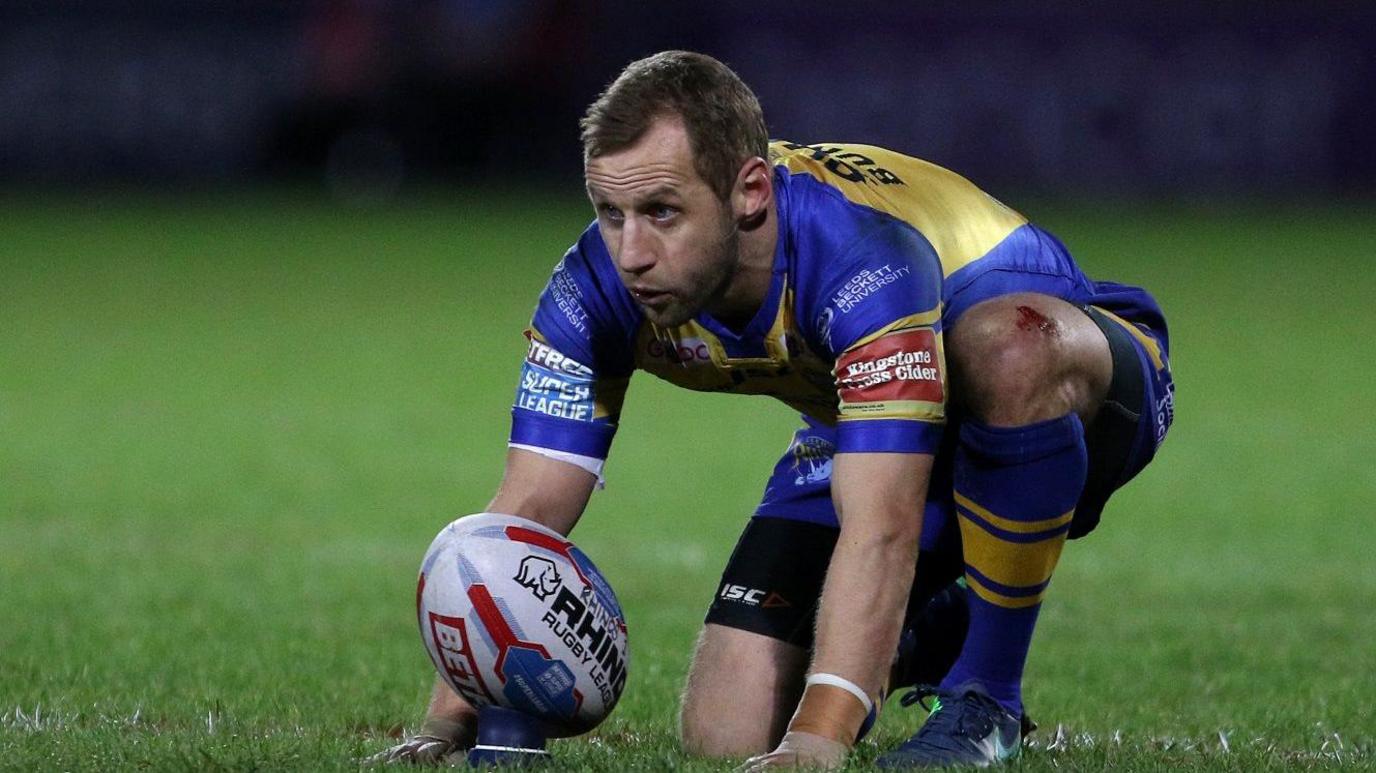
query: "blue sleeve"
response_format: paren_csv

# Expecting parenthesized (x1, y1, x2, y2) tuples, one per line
(814, 219, 947, 455)
(510, 226, 638, 460)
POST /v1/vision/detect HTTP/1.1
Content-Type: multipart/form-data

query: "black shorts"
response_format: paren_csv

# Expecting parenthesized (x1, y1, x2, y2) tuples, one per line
(705, 305, 1163, 647)
(705, 517, 967, 648)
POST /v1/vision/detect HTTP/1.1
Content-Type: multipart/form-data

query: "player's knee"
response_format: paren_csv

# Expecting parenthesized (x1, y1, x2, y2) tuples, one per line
(677, 625, 804, 757)
(679, 697, 762, 757)
(678, 678, 778, 758)
(950, 294, 1108, 425)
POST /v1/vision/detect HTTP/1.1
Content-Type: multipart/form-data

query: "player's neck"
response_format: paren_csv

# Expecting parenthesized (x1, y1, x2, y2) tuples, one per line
(706, 201, 778, 331)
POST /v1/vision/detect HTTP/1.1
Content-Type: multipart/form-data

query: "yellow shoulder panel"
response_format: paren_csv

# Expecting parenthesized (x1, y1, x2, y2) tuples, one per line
(769, 141, 1028, 276)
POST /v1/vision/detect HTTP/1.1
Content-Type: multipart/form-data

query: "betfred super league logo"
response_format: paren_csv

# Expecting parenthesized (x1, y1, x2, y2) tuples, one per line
(515, 556, 562, 600)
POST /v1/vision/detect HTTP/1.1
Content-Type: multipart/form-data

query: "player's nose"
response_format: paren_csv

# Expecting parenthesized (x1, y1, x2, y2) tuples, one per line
(614, 219, 656, 275)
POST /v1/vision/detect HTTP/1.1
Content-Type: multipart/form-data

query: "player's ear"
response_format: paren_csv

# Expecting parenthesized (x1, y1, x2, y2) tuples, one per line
(731, 156, 772, 224)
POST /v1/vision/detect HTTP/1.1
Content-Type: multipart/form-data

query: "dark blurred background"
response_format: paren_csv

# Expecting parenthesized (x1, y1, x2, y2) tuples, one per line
(3, 0, 1373, 202)
(5, 7, 1376, 768)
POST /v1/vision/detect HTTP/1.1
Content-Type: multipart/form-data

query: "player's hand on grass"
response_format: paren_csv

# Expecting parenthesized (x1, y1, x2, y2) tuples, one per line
(365, 716, 475, 766)
(365, 735, 456, 766)
(737, 731, 849, 771)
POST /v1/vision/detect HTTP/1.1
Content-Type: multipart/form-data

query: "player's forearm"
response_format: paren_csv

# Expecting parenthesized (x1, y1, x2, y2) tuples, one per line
(788, 451, 930, 746)
(796, 512, 918, 749)
(810, 518, 919, 693)
(486, 447, 598, 536)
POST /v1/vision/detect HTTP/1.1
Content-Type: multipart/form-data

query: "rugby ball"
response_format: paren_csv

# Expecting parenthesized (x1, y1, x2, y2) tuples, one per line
(416, 513, 629, 736)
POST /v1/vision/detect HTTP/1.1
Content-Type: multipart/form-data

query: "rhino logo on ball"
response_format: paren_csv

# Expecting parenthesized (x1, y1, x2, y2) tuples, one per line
(514, 556, 562, 600)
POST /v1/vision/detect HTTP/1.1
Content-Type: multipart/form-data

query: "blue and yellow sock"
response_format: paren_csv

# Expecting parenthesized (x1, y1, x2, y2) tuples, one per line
(939, 414, 1087, 716)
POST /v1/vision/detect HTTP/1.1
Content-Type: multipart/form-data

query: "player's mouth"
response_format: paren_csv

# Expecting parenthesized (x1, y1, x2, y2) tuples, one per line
(631, 287, 671, 307)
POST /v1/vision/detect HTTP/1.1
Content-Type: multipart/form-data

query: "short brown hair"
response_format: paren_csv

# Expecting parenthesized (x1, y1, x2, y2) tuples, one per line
(580, 51, 768, 200)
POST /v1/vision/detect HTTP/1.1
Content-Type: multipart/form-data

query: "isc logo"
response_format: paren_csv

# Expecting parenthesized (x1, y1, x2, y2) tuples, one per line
(719, 584, 791, 608)
(720, 584, 764, 604)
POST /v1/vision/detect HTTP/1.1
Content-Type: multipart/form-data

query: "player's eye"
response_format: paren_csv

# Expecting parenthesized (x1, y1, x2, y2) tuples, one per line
(600, 205, 624, 223)
(648, 204, 677, 222)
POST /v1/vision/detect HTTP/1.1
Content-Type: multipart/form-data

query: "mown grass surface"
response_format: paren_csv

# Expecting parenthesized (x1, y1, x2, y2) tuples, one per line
(2, 191, 1373, 770)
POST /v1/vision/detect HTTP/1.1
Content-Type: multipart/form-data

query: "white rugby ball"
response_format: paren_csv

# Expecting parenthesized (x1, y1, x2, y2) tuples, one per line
(416, 513, 629, 736)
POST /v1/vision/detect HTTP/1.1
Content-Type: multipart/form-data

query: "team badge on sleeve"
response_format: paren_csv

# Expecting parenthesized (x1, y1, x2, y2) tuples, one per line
(836, 325, 944, 418)
(515, 334, 598, 421)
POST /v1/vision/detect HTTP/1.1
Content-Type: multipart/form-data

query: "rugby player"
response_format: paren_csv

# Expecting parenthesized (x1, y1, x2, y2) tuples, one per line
(371, 50, 1174, 768)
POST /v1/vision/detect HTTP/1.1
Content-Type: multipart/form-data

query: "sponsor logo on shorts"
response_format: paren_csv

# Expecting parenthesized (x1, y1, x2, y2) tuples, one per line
(836, 328, 943, 404)
(832, 264, 912, 314)
(718, 583, 791, 608)
(514, 556, 562, 601)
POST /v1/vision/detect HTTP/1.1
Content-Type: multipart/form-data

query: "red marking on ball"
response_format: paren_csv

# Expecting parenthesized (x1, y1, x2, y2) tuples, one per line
(1015, 305, 1058, 335)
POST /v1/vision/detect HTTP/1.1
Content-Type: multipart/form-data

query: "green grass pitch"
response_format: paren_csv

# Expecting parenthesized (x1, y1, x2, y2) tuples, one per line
(2, 191, 1373, 770)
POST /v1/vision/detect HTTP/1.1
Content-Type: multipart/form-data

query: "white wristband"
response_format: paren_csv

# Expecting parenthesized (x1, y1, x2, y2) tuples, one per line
(805, 672, 874, 715)
(508, 443, 606, 488)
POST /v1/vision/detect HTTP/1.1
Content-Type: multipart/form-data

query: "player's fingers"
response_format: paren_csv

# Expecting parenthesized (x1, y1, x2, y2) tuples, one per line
(362, 737, 453, 766)
(409, 739, 451, 763)
(735, 749, 799, 771)
(362, 745, 413, 766)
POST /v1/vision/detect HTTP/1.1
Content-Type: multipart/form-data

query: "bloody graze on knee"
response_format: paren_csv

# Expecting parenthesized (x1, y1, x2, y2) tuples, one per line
(1014, 305, 1059, 336)
(950, 295, 1107, 426)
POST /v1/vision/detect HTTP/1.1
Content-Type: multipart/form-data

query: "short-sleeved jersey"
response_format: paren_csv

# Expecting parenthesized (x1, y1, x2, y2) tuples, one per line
(509, 141, 1152, 465)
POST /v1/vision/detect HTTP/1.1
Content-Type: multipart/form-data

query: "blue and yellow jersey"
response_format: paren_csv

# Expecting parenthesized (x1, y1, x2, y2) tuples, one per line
(509, 141, 1167, 465)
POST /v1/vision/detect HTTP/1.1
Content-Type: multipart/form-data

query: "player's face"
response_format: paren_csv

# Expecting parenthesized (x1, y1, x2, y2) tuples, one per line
(585, 116, 740, 328)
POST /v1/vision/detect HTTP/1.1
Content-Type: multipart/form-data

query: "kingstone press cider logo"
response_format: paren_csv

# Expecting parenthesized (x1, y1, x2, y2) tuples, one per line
(836, 328, 943, 405)
(843, 347, 937, 388)
(512, 554, 627, 706)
